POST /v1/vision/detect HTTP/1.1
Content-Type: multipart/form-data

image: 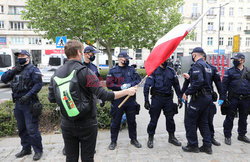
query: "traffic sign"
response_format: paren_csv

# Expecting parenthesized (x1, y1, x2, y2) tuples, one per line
(56, 36, 67, 48)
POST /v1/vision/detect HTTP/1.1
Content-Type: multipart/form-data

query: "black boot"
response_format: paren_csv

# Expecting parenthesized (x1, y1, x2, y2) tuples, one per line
(168, 133, 181, 146)
(238, 135, 250, 143)
(131, 139, 142, 148)
(211, 138, 221, 146)
(147, 134, 154, 148)
(15, 149, 32, 158)
(108, 142, 117, 150)
(182, 145, 199, 153)
(199, 145, 212, 155)
(225, 137, 231, 145)
(33, 152, 43, 161)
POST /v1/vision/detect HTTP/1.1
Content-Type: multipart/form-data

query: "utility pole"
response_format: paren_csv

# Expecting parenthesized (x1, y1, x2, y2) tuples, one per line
(201, 0, 204, 48)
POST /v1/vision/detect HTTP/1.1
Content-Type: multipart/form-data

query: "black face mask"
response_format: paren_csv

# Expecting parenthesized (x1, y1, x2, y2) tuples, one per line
(89, 55, 95, 62)
(192, 55, 195, 62)
(233, 60, 240, 67)
(123, 60, 129, 66)
(161, 61, 167, 68)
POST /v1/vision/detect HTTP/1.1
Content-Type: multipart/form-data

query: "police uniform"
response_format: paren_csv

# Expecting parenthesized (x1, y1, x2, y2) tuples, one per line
(221, 53, 250, 145)
(83, 62, 100, 77)
(1, 50, 43, 159)
(144, 65, 182, 147)
(83, 46, 100, 77)
(106, 57, 141, 147)
(182, 50, 213, 153)
(182, 63, 222, 146)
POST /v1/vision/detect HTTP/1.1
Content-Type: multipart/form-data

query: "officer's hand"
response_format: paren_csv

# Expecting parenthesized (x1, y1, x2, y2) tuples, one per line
(178, 98, 183, 109)
(13, 65, 22, 73)
(218, 100, 224, 106)
(183, 93, 188, 101)
(100, 100, 106, 107)
(144, 101, 150, 110)
(121, 84, 131, 90)
(182, 73, 190, 79)
(19, 95, 30, 104)
(126, 86, 137, 96)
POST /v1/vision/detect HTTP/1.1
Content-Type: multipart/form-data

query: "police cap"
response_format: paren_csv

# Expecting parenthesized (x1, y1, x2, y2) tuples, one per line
(231, 53, 245, 60)
(14, 50, 30, 57)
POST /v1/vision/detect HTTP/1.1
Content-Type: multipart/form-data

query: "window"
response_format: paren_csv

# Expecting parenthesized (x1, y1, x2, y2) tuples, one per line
(8, 6, 25, 15)
(238, 8, 243, 16)
(10, 21, 24, 30)
(229, 8, 234, 16)
(207, 37, 213, 46)
(192, 33, 197, 41)
(208, 0, 216, 3)
(0, 21, 4, 29)
(247, 8, 250, 15)
(192, 3, 198, 17)
(135, 49, 142, 60)
(228, 22, 233, 31)
(220, 22, 224, 31)
(178, 6, 183, 14)
(247, 23, 250, 30)
(228, 37, 233, 46)
(28, 37, 42, 45)
(246, 38, 250, 46)
(239, 0, 243, 2)
(0, 5, 3, 13)
(208, 22, 214, 31)
(10, 37, 24, 45)
(219, 37, 224, 46)
(221, 7, 225, 16)
(237, 23, 242, 31)
(208, 8, 214, 15)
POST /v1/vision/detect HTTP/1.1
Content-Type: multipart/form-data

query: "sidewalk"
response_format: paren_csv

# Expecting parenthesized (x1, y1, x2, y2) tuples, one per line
(0, 86, 250, 162)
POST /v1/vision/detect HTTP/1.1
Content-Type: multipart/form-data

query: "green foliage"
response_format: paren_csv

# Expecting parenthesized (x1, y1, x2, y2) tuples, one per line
(23, 0, 184, 68)
(136, 69, 147, 78)
(0, 101, 16, 137)
(99, 69, 109, 80)
(97, 102, 112, 129)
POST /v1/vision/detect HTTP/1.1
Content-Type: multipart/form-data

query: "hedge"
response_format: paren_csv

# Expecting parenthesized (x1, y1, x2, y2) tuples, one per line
(0, 86, 113, 137)
(99, 69, 147, 80)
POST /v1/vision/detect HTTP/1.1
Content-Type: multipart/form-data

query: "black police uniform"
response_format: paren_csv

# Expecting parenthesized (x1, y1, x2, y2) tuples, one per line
(48, 60, 115, 162)
(1, 62, 43, 154)
(83, 62, 100, 77)
(144, 66, 182, 145)
(106, 65, 141, 143)
(221, 64, 250, 142)
(183, 58, 213, 150)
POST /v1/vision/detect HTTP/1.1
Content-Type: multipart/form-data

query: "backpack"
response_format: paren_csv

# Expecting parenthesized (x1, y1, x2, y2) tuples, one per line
(53, 66, 92, 120)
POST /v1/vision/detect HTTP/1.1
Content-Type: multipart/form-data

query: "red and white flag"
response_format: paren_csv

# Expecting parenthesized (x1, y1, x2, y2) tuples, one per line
(145, 8, 213, 76)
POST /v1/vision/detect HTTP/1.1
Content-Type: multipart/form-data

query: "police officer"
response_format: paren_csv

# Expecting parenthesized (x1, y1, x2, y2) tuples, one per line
(144, 59, 182, 148)
(106, 52, 142, 150)
(1, 50, 43, 160)
(182, 47, 213, 154)
(182, 52, 222, 146)
(48, 40, 137, 161)
(83, 46, 100, 77)
(219, 53, 250, 145)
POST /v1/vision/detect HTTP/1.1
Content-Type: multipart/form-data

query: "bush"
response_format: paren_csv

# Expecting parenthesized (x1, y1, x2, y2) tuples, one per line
(97, 101, 112, 129)
(0, 100, 16, 137)
(99, 69, 109, 80)
(136, 69, 147, 78)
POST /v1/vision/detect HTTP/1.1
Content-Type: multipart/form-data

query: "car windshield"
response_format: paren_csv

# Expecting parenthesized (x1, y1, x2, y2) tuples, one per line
(0, 55, 11, 68)
(49, 57, 61, 66)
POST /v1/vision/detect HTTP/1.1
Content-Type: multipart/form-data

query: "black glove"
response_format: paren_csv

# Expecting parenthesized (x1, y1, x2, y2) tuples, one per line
(144, 101, 150, 110)
(13, 65, 23, 73)
(100, 100, 106, 107)
(19, 95, 30, 104)
(178, 98, 183, 109)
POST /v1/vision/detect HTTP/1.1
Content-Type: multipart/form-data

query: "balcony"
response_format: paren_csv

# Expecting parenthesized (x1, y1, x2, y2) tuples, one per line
(245, 15, 250, 20)
(191, 13, 200, 19)
(206, 14, 217, 19)
(244, 30, 250, 34)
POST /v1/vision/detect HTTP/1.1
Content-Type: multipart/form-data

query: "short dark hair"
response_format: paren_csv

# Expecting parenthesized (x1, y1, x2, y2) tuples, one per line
(64, 40, 84, 58)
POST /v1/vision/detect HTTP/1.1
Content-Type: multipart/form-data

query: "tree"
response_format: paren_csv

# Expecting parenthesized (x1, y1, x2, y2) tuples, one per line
(23, 0, 184, 68)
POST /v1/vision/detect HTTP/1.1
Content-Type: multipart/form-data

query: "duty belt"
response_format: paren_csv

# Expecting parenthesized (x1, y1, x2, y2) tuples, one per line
(150, 89, 172, 97)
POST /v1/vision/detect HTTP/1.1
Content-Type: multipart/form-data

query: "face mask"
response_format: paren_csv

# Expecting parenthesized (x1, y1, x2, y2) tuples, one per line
(18, 58, 27, 65)
(123, 60, 129, 66)
(192, 55, 196, 62)
(89, 55, 95, 62)
(161, 61, 167, 68)
(233, 60, 240, 67)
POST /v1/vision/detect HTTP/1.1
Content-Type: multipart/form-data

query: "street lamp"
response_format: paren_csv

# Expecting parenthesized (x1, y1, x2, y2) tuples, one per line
(217, 2, 230, 54)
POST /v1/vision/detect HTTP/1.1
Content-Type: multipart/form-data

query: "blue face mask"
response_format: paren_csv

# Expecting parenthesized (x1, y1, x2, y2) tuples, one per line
(18, 58, 27, 65)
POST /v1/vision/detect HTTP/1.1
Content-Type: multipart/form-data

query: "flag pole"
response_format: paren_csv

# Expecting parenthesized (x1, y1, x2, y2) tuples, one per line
(118, 75, 148, 108)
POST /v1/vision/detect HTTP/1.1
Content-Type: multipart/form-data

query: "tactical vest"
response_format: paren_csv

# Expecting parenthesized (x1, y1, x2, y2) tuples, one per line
(11, 64, 33, 94)
(53, 66, 92, 121)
